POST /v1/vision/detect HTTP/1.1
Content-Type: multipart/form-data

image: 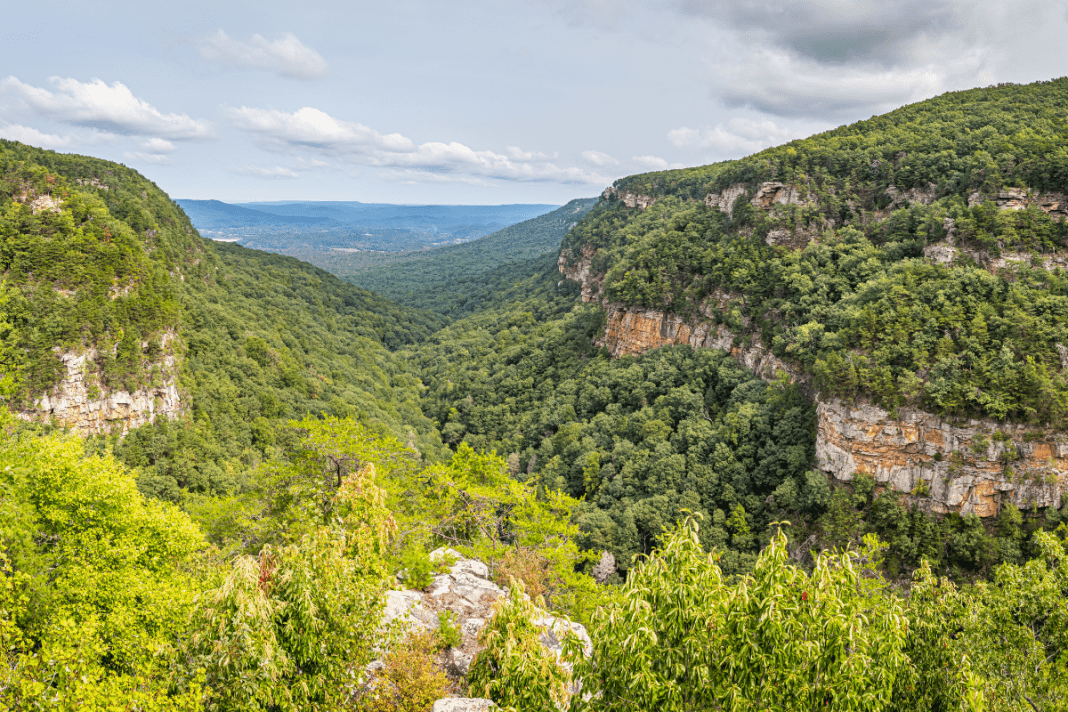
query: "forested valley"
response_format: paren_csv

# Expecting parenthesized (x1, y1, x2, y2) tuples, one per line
(3, 79, 1068, 711)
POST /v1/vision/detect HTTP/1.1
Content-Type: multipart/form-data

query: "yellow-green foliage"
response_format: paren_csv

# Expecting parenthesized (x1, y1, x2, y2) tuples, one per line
(178, 417, 398, 712)
(353, 630, 450, 712)
(467, 582, 572, 712)
(569, 520, 911, 712)
(0, 413, 205, 710)
(385, 443, 609, 624)
(898, 532, 1068, 711)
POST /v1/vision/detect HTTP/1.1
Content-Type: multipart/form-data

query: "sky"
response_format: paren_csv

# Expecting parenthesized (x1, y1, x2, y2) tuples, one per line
(2, 0, 1067, 205)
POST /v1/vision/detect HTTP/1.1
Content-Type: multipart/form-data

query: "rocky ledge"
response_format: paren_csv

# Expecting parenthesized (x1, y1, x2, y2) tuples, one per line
(817, 398, 1066, 517)
(372, 548, 591, 707)
(16, 334, 183, 436)
(560, 246, 1068, 516)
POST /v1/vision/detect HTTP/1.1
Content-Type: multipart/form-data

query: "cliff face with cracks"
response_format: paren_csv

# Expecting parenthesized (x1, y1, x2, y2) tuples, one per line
(817, 399, 1065, 517)
(16, 332, 184, 436)
(560, 201, 1068, 516)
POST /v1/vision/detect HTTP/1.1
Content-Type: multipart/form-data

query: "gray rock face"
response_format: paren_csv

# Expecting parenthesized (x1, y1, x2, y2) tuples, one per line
(15, 333, 183, 436)
(376, 548, 591, 681)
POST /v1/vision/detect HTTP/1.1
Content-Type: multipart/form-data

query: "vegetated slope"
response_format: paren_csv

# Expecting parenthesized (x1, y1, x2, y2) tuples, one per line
(563, 78, 1068, 426)
(342, 197, 597, 317)
(416, 298, 816, 575)
(419, 80, 1068, 581)
(0, 141, 447, 500)
(120, 242, 449, 500)
(0, 139, 203, 402)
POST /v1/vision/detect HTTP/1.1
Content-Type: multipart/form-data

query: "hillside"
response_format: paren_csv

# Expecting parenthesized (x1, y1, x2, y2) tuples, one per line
(0, 140, 448, 500)
(342, 197, 597, 317)
(6, 82, 1068, 711)
(417, 79, 1068, 583)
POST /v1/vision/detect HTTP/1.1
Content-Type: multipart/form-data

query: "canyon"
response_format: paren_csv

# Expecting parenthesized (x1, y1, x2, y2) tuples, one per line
(560, 195, 1068, 517)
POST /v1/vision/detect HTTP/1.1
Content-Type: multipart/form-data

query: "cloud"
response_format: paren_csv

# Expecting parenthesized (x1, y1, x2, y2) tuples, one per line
(124, 151, 171, 164)
(1, 76, 212, 139)
(138, 137, 176, 153)
(195, 30, 330, 80)
(0, 123, 71, 149)
(232, 164, 300, 179)
(680, 0, 965, 67)
(713, 47, 969, 117)
(668, 117, 808, 157)
(581, 150, 619, 167)
(641, 0, 1059, 120)
(228, 105, 611, 185)
(631, 155, 669, 170)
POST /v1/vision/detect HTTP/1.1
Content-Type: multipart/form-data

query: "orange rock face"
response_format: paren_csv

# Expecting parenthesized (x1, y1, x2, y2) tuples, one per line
(595, 302, 803, 382)
(817, 398, 1066, 517)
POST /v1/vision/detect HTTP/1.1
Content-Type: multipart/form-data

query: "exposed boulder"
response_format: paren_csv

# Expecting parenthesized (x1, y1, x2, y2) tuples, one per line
(374, 548, 591, 679)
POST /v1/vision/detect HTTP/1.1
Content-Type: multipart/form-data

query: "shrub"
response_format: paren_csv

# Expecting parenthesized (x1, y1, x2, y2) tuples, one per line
(353, 630, 450, 712)
(467, 582, 571, 711)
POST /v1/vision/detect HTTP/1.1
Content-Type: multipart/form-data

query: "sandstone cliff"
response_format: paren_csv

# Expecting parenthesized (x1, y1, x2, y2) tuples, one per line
(817, 398, 1064, 517)
(560, 230, 1068, 517)
(16, 332, 183, 436)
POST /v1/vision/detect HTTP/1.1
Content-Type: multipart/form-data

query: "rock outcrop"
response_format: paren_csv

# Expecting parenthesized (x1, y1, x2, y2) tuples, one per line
(967, 188, 1068, 218)
(885, 183, 938, 208)
(923, 217, 1068, 272)
(594, 295, 803, 383)
(561, 236, 1068, 517)
(604, 186, 656, 210)
(817, 398, 1065, 517)
(16, 333, 183, 436)
(432, 700, 496, 712)
(378, 548, 591, 688)
(557, 244, 601, 303)
(704, 181, 809, 219)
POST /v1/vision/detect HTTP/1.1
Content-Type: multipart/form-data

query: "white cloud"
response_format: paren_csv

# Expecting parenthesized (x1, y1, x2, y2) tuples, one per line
(138, 137, 176, 153)
(233, 164, 300, 179)
(668, 117, 808, 157)
(228, 105, 611, 185)
(0, 76, 212, 139)
(631, 155, 670, 170)
(0, 123, 71, 149)
(124, 151, 171, 164)
(714, 47, 971, 118)
(581, 150, 619, 167)
(195, 30, 330, 80)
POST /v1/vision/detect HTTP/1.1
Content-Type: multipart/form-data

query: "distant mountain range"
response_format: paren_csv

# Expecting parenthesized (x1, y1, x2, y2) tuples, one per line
(176, 199, 558, 232)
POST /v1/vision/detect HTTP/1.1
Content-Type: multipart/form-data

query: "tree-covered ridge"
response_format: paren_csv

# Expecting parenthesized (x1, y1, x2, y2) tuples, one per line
(0, 139, 205, 400)
(120, 242, 449, 501)
(560, 79, 1068, 426)
(585, 78, 1068, 207)
(341, 197, 597, 318)
(0, 141, 451, 500)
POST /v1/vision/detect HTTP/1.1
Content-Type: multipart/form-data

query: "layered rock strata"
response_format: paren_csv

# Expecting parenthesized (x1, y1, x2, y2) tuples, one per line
(705, 181, 809, 218)
(17, 334, 183, 436)
(817, 399, 1065, 517)
(560, 228, 1068, 516)
(595, 301, 802, 383)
